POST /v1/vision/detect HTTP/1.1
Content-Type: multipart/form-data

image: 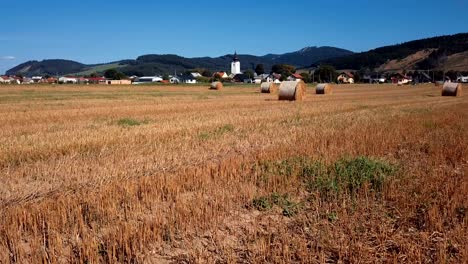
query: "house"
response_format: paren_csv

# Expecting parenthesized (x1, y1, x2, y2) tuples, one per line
(233, 74, 252, 83)
(337, 72, 355, 84)
(105, 80, 132, 85)
(46, 77, 58, 84)
(0, 76, 12, 84)
(390, 73, 411, 85)
(271, 73, 282, 83)
(191, 72, 202, 78)
(11, 76, 21, 84)
(214, 72, 229, 79)
(287, 73, 303, 82)
(254, 74, 273, 84)
(456, 75, 468, 83)
(133, 76, 163, 84)
(32, 76, 43, 83)
(86, 77, 106, 84)
(59, 76, 78, 84)
(180, 74, 197, 84)
(22, 77, 34, 84)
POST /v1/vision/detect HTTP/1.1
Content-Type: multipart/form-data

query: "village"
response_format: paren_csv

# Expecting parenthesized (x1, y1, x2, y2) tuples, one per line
(1, 52, 468, 86)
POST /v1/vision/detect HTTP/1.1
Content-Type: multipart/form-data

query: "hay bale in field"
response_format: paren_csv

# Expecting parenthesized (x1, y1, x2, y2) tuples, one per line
(316, 83, 333, 95)
(278, 81, 305, 101)
(260, 82, 278, 94)
(441, 82, 462, 97)
(210, 82, 223, 90)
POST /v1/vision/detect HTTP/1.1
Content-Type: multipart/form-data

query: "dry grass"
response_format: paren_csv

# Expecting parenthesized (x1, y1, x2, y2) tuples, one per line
(0, 84, 466, 263)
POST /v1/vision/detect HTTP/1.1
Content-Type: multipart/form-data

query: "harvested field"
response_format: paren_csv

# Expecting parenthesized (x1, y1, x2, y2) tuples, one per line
(0, 84, 467, 263)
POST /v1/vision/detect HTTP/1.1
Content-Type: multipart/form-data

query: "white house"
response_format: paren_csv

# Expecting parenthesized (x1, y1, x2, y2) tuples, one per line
(59, 77, 78, 84)
(0, 76, 5, 83)
(191, 72, 202, 78)
(32, 76, 43, 83)
(231, 52, 241, 75)
(133, 76, 163, 84)
(181, 74, 197, 84)
(254, 74, 273, 84)
(457, 76, 468, 83)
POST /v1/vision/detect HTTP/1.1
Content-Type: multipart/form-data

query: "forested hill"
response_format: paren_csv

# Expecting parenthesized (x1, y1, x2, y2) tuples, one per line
(6, 47, 353, 76)
(317, 33, 468, 71)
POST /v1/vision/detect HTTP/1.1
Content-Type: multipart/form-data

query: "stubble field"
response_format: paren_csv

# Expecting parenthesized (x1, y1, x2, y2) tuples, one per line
(0, 83, 466, 263)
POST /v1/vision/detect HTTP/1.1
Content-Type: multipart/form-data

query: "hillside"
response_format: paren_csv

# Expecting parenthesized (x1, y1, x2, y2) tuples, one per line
(7, 60, 86, 76)
(6, 47, 353, 76)
(318, 33, 468, 71)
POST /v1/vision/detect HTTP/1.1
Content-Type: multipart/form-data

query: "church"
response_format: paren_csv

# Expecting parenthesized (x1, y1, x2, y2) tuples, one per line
(231, 52, 241, 75)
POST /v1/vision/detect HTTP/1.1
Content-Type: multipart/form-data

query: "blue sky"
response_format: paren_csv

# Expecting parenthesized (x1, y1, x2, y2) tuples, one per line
(1, 0, 467, 74)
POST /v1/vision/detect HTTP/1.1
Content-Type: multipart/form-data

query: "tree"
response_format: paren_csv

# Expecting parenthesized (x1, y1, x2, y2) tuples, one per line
(244, 70, 255, 79)
(299, 72, 311, 83)
(202, 69, 212, 77)
(314, 65, 338, 83)
(89, 72, 99, 78)
(272, 64, 296, 76)
(353, 71, 361, 83)
(255, 64, 265, 75)
(104, 69, 127, 80)
(162, 74, 169, 81)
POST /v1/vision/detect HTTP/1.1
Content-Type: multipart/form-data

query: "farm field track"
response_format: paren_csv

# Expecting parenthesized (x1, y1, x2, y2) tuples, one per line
(0, 83, 466, 263)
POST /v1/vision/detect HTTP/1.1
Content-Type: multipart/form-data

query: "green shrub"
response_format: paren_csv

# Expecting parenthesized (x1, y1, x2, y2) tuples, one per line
(252, 193, 302, 217)
(308, 156, 397, 198)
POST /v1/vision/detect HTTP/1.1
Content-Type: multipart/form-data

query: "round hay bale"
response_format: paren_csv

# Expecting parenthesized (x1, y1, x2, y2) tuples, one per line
(316, 83, 333, 95)
(260, 82, 278, 94)
(442, 82, 462, 97)
(278, 81, 306, 101)
(210, 82, 223, 90)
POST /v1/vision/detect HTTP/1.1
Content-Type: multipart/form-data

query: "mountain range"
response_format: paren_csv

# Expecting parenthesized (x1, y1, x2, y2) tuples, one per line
(6, 33, 468, 77)
(6, 47, 353, 77)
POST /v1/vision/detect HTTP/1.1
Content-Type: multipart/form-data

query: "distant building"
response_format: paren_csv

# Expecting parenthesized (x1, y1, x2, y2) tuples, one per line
(214, 72, 229, 79)
(133, 76, 163, 84)
(86, 77, 106, 84)
(105, 80, 132, 85)
(233, 73, 253, 83)
(45, 77, 58, 84)
(456, 75, 468, 83)
(288, 73, 303, 82)
(191, 72, 202, 78)
(32, 76, 43, 83)
(255, 74, 273, 84)
(390, 73, 410, 85)
(59, 77, 78, 84)
(231, 52, 241, 75)
(180, 73, 197, 84)
(337, 72, 355, 84)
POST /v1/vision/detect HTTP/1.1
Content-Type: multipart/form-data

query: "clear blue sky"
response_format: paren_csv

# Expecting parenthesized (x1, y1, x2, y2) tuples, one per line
(1, 0, 467, 74)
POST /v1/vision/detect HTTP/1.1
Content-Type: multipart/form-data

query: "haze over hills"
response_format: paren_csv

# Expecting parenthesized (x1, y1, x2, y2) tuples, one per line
(6, 47, 353, 77)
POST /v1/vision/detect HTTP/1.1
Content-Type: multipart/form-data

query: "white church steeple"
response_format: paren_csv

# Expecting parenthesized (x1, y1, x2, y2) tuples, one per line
(231, 51, 241, 75)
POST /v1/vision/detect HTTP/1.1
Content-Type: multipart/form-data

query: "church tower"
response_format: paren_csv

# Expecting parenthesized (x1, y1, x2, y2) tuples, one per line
(231, 51, 241, 75)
